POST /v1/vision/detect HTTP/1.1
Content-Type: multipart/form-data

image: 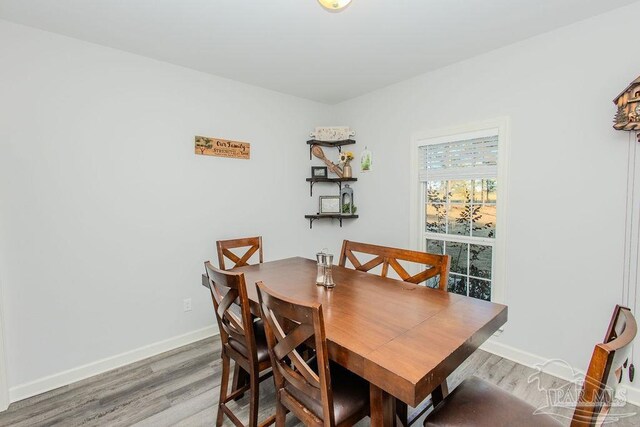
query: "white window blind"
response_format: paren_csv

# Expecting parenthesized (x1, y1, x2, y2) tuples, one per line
(418, 135, 498, 181)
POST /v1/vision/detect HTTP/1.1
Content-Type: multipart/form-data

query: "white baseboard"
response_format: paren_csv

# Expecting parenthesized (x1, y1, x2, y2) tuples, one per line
(9, 330, 640, 409)
(9, 326, 218, 404)
(480, 338, 580, 383)
(480, 338, 640, 407)
(618, 384, 640, 407)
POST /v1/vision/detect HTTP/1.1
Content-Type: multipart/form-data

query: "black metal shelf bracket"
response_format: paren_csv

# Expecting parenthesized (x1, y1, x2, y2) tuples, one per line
(309, 180, 343, 197)
(307, 216, 344, 229)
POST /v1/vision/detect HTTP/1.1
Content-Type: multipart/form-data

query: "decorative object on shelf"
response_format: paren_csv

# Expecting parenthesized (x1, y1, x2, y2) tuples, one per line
(319, 196, 341, 214)
(338, 151, 354, 178)
(194, 136, 250, 159)
(311, 145, 344, 177)
(310, 126, 355, 142)
(342, 203, 357, 214)
(340, 184, 355, 215)
(311, 166, 328, 178)
(613, 75, 640, 142)
(360, 146, 372, 172)
(317, 0, 352, 12)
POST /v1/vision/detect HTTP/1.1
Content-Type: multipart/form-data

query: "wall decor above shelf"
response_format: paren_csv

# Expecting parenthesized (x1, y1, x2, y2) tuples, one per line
(306, 177, 357, 196)
(304, 214, 359, 229)
(307, 139, 356, 159)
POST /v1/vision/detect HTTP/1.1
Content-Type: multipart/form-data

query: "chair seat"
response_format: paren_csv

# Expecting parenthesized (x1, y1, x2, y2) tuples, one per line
(424, 377, 563, 427)
(228, 319, 270, 363)
(285, 361, 369, 424)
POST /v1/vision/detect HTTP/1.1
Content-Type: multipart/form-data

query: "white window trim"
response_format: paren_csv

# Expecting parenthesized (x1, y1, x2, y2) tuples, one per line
(409, 117, 510, 304)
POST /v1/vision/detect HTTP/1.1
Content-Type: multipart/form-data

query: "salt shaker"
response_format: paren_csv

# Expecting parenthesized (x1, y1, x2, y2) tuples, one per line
(316, 251, 327, 285)
(322, 254, 335, 288)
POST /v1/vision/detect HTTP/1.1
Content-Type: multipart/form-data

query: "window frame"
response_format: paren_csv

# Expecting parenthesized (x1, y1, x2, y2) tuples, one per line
(409, 118, 509, 304)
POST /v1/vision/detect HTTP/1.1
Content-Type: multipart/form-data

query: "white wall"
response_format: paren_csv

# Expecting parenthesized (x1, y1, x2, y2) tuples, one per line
(306, 2, 640, 376)
(3, 1, 640, 404)
(0, 20, 330, 394)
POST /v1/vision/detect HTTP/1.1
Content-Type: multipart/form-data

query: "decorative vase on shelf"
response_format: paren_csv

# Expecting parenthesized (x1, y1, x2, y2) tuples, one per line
(339, 151, 355, 178)
(343, 163, 352, 178)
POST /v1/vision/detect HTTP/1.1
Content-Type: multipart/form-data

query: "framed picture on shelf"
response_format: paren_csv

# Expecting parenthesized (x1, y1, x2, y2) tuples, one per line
(311, 166, 328, 178)
(319, 196, 341, 214)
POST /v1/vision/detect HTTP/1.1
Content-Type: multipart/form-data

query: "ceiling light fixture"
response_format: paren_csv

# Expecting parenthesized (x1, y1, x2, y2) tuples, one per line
(318, 0, 352, 12)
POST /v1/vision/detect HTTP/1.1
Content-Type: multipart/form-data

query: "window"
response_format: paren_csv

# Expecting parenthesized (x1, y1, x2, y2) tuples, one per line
(411, 120, 507, 303)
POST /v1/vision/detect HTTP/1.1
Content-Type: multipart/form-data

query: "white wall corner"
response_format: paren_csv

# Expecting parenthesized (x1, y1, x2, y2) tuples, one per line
(0, 332, 8, 411)
(0, 279, 10, 412)
(9, 326, 218, 404)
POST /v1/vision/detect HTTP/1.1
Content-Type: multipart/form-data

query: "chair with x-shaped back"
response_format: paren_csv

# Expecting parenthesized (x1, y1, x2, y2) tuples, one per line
(424, 305, 637, 427)
(204, 262, 273, 427)
(256, 281, 370, 427)
(339, 240, 450, 290)
(217, 236, 263, 271)
(339, 240, 451, 426)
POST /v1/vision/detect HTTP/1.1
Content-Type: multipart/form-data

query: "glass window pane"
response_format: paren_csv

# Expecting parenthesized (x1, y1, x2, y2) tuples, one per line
(448, 274, 468, 296)
(485, 179, 497, 203)
(469, 278, 491, 301)
(426, 204, 446, 233)
(426, 239, 444, 255)
(446, 241, 468, 275)
(426, 181, 446, 203)
(447, 204, 471, 236)
(470, 244, 492, 279)
(472, 205, 496, 238)
(425, 276, 440, 289)
(473, 179, 497, 204)
(449, 180, 472, 203)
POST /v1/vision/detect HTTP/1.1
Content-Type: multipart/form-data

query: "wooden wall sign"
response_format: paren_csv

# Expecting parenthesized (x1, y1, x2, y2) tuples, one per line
(195, 136, 250, 159)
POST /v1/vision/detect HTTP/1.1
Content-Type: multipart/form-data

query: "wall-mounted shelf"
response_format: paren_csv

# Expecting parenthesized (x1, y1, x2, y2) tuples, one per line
(306, 177, 357, 196)
(307, 139, 356, 159)
(304, 214, 359, 229)
(305, 137, 358, 228)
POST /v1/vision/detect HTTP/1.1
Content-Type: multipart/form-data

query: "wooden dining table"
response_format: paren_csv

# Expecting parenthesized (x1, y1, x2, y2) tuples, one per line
(202, 257, 507, 426)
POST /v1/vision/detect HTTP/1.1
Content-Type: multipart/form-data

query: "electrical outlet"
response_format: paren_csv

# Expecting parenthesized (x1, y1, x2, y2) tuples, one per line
(183, 298, 192, 312)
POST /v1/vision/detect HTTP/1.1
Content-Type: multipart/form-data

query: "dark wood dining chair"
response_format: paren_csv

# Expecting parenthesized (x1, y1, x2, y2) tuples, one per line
(423, 305, 637, 427)
(339, 240, 451, 425)
(256, 281, 370, 427)
(204, 262, 273, 427)
(216, 236, 263, 270)
(339, 240, 450, 290)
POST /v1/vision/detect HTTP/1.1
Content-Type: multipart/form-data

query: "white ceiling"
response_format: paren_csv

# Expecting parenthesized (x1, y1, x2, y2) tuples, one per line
(1, 0, 638, 104)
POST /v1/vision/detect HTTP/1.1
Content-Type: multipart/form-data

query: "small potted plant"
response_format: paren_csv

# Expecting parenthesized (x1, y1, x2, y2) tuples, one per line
(338, 151, 355, 178)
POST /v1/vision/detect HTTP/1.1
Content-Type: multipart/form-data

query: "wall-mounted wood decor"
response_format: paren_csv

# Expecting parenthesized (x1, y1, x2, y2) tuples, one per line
(613, 75, 640, 142)
(194, 136, 250, 159)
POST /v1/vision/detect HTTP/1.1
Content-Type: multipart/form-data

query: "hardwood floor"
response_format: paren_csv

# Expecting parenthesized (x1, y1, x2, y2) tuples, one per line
(1, 337, 638, 426)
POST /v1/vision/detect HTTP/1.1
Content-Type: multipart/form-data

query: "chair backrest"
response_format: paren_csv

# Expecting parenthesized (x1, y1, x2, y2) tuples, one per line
(339, 240, 451, 290)
(256, 281, 335, 426)
(571, 305, 637, 427)
(204, 261, 258, 362)
(216, 236, 263, 270)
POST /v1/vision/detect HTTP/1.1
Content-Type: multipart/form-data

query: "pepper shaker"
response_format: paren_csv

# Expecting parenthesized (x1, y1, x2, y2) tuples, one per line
(323, 254, 335, 288)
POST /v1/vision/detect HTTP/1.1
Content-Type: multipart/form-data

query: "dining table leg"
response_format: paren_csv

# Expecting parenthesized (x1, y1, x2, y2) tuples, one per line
(430, 380, 449, 407)
(370, 383, 397, 427)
